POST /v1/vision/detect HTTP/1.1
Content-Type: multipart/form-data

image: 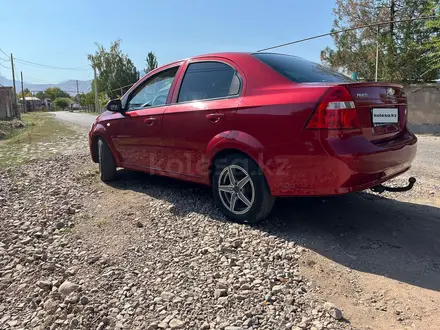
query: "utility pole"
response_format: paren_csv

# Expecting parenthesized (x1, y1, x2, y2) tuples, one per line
(93, 65, 100, 113)
(76, 80, 80, 108)
(20, 71, 25, 119)
(374, 4, 389, 83)
(375, 24, 379, 82)
(10, 54, 18, 117)
(31, 90, 35, 112)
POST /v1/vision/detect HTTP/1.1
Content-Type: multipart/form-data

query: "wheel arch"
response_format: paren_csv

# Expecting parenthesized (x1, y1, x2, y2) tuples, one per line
(207, 131, 268, 185)
(90, 125, 121, 166)
(91, 135, 100, 163)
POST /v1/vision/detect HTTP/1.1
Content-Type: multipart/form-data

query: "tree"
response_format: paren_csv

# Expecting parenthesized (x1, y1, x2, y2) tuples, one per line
(78, 92, 96, 111)
(144, 51, 158, 74)
(35, 91, 45, 99)
(422, 3, 440, 77)
(321, 0, 438, 82)
(83, 92, 95, 105)
(53, 98, 72, 110)
(18, 88, 32, 98)
(44, 87, 70, 101)
(88, 40, 139, 99)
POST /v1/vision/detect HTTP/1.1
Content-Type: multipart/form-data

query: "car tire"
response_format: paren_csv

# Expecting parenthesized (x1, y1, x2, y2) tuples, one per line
(98, 138, 116, 182)
(212, 153, 275, 224)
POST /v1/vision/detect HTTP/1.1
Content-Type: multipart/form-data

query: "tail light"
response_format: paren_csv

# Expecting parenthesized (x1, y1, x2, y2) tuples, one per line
(306, 86, 360, 129)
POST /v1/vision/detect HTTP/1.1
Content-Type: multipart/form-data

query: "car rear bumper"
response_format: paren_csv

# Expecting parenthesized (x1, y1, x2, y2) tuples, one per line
(267, 130, 417, 196)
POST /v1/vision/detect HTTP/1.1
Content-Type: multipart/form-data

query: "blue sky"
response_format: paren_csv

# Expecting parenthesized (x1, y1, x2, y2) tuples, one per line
(0, 0, 336, 83)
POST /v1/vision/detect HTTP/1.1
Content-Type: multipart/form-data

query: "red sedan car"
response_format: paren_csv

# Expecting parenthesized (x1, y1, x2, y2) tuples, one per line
(89, 52, 417, 223)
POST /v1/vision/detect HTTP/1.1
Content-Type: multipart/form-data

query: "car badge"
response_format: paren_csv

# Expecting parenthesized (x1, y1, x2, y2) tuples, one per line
(356, 93, 368, 98)
(387, 88, 395, 96)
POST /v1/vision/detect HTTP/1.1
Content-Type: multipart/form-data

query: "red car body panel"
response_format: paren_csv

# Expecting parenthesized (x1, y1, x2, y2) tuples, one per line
(89, 52, 417, 196)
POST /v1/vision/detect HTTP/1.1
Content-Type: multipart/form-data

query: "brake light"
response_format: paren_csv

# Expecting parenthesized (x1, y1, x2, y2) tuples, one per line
(307, 86, 360, 129)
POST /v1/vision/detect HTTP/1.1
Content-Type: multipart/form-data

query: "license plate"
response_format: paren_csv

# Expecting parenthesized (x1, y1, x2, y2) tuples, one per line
(372, 108, 398, 124)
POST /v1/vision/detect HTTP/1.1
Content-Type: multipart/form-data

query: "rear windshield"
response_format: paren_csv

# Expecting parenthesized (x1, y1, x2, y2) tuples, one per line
(253, 53, 353, 83)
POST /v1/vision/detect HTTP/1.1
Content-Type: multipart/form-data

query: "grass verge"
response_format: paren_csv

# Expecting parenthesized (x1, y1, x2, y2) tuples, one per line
(0, 112, 76, 169)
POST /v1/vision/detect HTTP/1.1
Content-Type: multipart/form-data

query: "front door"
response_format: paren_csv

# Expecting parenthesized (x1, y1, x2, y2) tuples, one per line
(162, 60, 243, 179)
(111, 66, 180, 170)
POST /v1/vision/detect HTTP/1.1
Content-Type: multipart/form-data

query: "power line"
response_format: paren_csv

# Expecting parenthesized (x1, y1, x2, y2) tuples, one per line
(0, 47, 8, 58)
(106, 83, 135, 94)
(0, 62, 11, 70)
(23, 75, 60, 84)
(1, 46, 91, 71)
(13, 58, 91, 71)
(29, 90, 82, 93)
(257, 15, 438, 52)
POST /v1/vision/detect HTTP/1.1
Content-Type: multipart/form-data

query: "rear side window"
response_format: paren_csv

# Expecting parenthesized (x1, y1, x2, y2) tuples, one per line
(177, 62, 241, 103)
(253, 53, 352, 83)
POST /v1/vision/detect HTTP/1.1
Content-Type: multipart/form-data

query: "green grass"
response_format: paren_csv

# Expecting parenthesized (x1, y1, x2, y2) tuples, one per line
(6, 112, 73, 144)
(0, 120, 25, 140)
(0, 112, 76, 169)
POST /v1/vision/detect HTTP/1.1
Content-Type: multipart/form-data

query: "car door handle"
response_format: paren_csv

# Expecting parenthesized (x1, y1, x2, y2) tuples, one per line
(206, 113, 225, 123)
(144, 117, 157, 126)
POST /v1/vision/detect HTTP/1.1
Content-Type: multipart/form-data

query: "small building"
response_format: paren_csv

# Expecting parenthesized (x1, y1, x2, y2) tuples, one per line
(0, 87, 14, 120)
(19, 96, 41, 112)
(43, 98, 52, 110)
(70, 103, 80, 110)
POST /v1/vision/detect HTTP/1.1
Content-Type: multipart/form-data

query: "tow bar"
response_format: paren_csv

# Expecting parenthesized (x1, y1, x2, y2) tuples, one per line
(371, 177, 416, 194)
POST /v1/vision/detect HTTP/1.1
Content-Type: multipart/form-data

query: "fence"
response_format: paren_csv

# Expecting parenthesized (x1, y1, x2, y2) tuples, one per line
(406, 84, 440, 125)
(0, 87, 15, 120)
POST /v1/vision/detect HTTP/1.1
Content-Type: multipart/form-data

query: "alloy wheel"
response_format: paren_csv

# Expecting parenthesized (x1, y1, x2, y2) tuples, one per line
(218, 165, 255, 215)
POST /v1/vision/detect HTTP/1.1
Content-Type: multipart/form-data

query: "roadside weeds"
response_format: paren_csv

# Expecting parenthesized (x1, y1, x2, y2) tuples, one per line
(0, 112, 85, 169)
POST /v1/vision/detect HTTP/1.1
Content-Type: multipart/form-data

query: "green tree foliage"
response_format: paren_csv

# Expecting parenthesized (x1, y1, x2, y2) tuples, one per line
(53, 98, 72, 110)
(423, 3, 440, 76)
(78, 93, 86, 106)
(44, 87, 70, 101)
(78, 92, 95, 105)
(18, 88, 32, 98)
(321, 0, 438, 82)
(144, 51, 158, 74)
(88, 40, 139, 99)
(35, 91, 45, 99)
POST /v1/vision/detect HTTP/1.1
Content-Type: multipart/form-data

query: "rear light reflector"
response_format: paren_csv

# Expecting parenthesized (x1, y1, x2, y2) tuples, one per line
(326, 101, 355, 109)
(307, 87, 361, 129)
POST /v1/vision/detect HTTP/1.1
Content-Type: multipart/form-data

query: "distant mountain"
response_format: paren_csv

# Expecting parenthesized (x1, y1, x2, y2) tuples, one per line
(0, 76, 92, 95)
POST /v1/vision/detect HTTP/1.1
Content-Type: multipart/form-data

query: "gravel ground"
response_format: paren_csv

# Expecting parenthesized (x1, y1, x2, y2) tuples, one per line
(2, 113, 439, 330)
(0, 117, 347, 330)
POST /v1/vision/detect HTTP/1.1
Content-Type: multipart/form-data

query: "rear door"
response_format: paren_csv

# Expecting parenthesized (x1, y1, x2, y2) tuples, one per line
(344, 83, 407, 142)
(162, 59, 243, 178)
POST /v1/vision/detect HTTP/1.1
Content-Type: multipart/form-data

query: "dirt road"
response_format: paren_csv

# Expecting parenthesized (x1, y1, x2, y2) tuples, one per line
(50, 111, 97, 128)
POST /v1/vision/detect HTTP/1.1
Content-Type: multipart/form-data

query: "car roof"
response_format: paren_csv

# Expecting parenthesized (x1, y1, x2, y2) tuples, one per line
(164, 52, 255, 66)
(190, 52, 253, 60)
(166, 52, 302, 67)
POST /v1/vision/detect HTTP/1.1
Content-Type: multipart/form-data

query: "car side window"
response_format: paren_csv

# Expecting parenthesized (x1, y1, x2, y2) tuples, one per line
(177, 62, 241, 103)
(127, 67, 179, 111)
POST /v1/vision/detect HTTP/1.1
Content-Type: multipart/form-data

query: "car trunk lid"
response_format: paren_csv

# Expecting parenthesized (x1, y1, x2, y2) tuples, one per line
(343, 82, 407, 143)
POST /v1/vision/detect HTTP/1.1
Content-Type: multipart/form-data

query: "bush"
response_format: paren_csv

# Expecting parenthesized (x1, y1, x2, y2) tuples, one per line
(53, 98, 73, 110)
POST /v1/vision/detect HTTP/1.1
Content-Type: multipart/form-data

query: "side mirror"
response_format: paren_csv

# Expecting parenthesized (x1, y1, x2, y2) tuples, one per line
(106, 99, 123, 112)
